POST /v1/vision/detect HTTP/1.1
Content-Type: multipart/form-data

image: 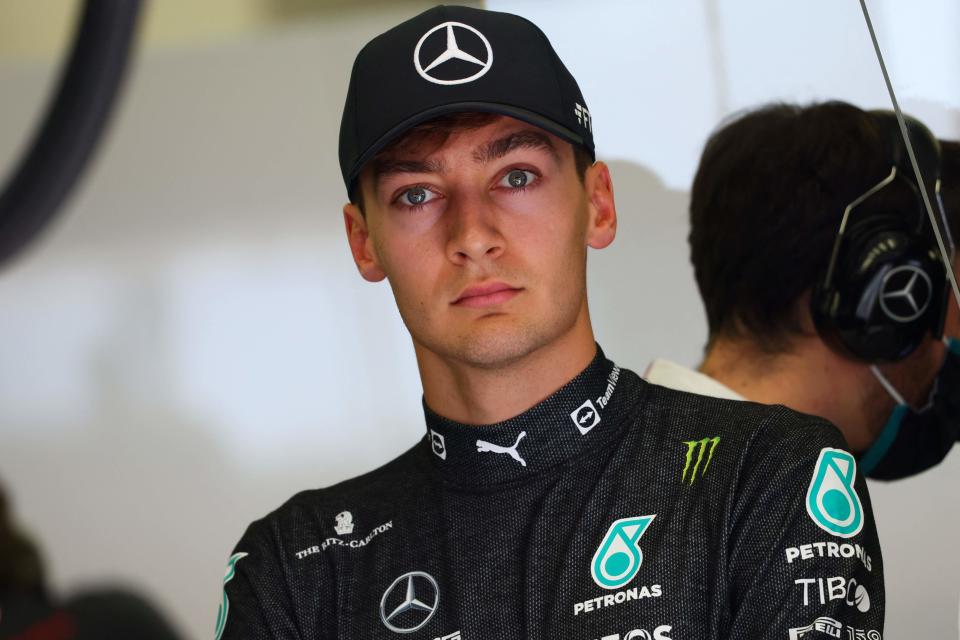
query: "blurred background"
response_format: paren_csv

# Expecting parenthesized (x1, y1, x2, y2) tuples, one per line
(0, 0, 957, 637)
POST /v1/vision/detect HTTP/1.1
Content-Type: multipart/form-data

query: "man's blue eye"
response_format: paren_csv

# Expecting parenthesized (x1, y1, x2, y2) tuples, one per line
(399, 187, 438, 207)
(405, 187, 428, 205)
(503, 170, 533, 188)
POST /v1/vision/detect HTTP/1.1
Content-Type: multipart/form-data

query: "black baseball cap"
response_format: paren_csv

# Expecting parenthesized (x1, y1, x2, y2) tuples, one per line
(338, 4, 595, 196)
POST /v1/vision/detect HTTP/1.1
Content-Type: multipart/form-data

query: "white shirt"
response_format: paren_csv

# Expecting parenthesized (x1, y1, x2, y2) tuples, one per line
(643, 358, 746, 401)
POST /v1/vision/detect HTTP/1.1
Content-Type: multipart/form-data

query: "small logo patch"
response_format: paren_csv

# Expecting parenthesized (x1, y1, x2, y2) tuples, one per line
(591, 515, 656, 590)
(430, 429, 447, 460)
(414, 22, 493, 86)
(476, 431, 527, 467)
(335, 511, 355, 535)
(574, 102, 592, 132)
(571, 399, 601, 435)
(806, 448, 864, 538)
(680, 437, 720, 484)
(380, 571, 440, 633)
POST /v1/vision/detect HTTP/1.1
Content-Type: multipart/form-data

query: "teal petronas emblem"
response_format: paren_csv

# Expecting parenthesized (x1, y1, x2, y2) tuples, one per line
(806, 448, 864, 538)
(215, 552, 248, 640)
(591, 515, 656, 589)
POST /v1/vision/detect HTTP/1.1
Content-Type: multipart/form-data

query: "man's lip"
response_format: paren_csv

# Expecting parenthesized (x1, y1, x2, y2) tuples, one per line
(453, 282, 522, 307)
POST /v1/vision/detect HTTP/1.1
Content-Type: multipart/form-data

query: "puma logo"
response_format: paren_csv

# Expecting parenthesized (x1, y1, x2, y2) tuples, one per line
(476, 431, 527, 467)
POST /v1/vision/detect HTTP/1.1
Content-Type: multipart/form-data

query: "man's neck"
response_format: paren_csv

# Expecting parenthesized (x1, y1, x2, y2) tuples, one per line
(698, 335, 885, 452)
(416, 317, 598, 426)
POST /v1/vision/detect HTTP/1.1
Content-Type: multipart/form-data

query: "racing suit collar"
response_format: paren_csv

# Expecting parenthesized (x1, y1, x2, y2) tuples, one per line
(421, 344, 640, 485)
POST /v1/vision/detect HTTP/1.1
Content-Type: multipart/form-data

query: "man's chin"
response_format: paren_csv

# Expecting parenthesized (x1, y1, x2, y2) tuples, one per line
(428, 322, 549, 370)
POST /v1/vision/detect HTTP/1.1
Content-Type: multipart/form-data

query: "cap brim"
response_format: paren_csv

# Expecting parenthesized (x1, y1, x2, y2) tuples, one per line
(347, 102, 592, 195)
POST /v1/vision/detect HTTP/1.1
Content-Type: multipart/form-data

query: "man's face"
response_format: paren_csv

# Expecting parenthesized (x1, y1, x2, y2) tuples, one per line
(343, 115, 615, 368)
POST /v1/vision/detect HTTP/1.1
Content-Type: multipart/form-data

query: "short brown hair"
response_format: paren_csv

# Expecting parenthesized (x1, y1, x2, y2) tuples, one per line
(689, 101, 924, 352)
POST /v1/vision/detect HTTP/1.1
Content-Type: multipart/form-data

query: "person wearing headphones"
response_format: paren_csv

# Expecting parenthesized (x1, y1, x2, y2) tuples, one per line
(217, 8, 883, 639)
(646, 101, 960, 480)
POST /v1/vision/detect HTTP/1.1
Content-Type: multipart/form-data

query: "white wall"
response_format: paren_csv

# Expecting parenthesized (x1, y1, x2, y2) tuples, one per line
(0, 1, 956, 638)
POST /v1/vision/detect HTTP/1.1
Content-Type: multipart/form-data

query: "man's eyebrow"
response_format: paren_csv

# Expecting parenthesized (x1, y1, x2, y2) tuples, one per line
(371, 158, 447, 189)
(368, 129, 557, 189)
(473, 130, 559, 164)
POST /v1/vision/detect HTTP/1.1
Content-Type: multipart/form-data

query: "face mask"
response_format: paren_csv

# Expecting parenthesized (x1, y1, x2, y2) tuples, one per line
(859, 337, 960, 480)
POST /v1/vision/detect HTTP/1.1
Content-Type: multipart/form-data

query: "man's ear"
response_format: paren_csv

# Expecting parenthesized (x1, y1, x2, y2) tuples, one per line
(584, 161, 617, 250)
(343, 202, 387, 282)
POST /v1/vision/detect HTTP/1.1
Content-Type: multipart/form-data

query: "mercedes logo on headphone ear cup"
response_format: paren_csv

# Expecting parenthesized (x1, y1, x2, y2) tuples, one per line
(878, 264, 933, 323)
(380, 571, 440, 633)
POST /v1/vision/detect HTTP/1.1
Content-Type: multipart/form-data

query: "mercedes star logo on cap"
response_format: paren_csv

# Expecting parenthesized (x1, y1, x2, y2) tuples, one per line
(380, 571, 440, 633)
(414, 21, 493, 86)
(879, 264, 933, 323)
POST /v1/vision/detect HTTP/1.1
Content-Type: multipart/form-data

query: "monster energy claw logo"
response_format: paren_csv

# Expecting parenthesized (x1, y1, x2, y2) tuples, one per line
(806, 448, 864, 538)
(681, 437, 720, 484)
(591, 515, 656, 589)
(215, 552, 248, 640)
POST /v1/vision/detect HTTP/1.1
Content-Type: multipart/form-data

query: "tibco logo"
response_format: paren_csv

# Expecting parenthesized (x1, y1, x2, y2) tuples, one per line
(794, 576, 870, 612)
(593, 626, 672, 640)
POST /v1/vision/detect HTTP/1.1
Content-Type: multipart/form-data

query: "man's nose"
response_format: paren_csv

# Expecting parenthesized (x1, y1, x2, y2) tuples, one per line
(446, 194, 505, 264)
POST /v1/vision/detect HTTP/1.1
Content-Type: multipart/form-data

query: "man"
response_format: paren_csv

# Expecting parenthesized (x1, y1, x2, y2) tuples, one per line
(218, 7, 883, 639)
(646, 102, 960, 480)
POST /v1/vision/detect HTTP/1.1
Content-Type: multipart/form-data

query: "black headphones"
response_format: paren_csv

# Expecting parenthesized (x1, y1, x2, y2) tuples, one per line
(811, 110, 951, 363)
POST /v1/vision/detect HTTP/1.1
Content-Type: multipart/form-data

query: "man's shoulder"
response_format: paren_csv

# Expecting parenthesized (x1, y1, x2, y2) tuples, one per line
(241, 442, 428, 545)
(642, 379, 845, 446)
(295, 441, 427, 505)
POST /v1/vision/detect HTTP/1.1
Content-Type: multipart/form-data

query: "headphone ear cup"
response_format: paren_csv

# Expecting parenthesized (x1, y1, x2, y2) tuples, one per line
(819, 219, 944, 362)
(812, 214, 901, 359)
(816, 111, 946, 363)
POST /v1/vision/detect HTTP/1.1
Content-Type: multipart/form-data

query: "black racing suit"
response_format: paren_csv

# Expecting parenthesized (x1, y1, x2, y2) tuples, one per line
(218, 346, 884, 639)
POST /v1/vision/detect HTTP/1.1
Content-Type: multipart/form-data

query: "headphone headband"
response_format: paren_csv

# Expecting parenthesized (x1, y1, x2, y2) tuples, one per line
(868, 110, 941, 187)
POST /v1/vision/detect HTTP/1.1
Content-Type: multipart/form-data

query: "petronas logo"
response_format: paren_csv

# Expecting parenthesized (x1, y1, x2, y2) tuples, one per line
(215, 552, 248, 640)
(806, 448, 864, 538)
(591, 515, 656, 589)
(681, 437, 720, 484)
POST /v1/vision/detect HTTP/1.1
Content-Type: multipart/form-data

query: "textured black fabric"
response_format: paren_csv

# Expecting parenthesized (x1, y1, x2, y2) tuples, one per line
(220, 346, 884, 639)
